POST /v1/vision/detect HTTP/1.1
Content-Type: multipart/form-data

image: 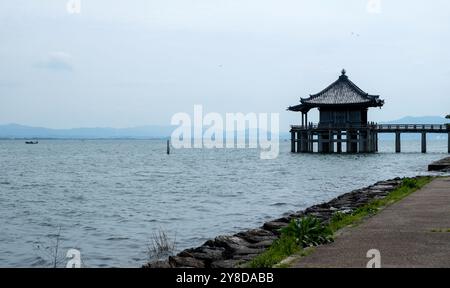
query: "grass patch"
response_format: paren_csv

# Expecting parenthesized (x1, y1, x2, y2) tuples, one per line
(282, 216, 334, 247)
(248, 235, 300, 268)
(249, 176, 434, 268)
(249, 216, 333, 268)
(147, 228, 176, 261)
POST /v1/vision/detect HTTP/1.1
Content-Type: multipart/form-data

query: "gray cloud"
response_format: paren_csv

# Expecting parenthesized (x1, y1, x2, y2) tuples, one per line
(34, 52, 73, 71)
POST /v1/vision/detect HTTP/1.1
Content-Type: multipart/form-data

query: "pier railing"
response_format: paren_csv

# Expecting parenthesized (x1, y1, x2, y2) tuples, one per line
(291, 123, 449, 132)
(290, 123, 449, 154)
(375, 124, 448, 132)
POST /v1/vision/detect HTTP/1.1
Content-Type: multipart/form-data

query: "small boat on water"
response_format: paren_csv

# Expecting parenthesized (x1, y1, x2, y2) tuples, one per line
(25, 141, 39, 144)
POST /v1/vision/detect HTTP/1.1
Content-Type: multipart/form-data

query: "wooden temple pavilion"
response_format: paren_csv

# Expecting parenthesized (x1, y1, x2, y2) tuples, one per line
(288, 69, 383, 153)
(288, 69, 450, 153)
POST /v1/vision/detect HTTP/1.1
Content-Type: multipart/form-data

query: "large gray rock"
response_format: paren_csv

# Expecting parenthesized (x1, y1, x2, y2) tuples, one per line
(169, 256, 205, 268)
(235, 229, 277, 243)
(178, 246, 225, 262)
(205, 235, 254, 257)
(263, 221, 289, 231)
(248, 239, 274, 249)
(233, 246, 265, 256)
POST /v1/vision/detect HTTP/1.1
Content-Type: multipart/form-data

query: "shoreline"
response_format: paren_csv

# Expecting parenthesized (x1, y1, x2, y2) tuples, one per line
(145, 177, 412, 268)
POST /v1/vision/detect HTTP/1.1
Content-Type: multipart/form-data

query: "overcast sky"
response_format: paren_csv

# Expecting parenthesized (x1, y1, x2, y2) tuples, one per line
(1, 0, 449, 129)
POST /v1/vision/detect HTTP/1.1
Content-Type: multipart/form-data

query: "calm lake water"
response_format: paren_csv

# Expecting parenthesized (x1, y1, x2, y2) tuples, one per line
(0, 139, 448, 267)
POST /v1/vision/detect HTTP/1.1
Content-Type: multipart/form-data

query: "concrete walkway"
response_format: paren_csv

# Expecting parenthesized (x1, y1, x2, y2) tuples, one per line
(292, 177, 450, 268)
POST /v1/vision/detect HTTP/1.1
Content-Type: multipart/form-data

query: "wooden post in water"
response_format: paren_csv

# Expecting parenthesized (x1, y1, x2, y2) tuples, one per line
(395, 132, 401, 153)
(167, 139, 170, 155)
(421, 132, 427, 153)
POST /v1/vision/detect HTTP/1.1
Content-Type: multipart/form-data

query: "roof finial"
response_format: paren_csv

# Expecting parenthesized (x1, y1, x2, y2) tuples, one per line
(341, 69, 346, 75)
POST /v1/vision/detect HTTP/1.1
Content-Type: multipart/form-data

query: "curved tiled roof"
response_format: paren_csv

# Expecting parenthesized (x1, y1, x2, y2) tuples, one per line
(288, 70, 384, 112)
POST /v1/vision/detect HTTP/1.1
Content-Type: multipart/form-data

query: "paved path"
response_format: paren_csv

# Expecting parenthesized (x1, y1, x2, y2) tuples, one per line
(292, 177, 450, 268)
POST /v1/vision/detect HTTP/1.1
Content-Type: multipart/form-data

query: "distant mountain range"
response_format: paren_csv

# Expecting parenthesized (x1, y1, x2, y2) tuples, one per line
(0, 124, 175, 139)
(0, 116, 448, 139)
(379, 116, 449, 125)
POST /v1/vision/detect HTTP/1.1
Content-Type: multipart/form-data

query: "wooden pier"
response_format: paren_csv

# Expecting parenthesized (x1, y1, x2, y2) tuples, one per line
(288, 70, 449, 154)
(290, 123, 450, 154)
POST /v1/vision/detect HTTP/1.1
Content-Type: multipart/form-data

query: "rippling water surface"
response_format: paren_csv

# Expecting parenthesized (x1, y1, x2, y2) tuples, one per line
(0, 139, 448, 267)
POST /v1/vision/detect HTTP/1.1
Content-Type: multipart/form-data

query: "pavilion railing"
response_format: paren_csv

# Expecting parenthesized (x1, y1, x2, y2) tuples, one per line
(291, 122, 379, 130)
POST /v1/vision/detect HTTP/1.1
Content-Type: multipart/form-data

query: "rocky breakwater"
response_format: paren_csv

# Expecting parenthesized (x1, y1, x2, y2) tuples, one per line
(144, 178, 404, 268)
(428, 157, 450, 172)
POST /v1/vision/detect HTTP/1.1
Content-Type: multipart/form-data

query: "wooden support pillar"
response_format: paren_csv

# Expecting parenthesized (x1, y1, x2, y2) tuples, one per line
(347, 131, 355, 153)
(301, 113, 305, 127)
(301, 132, 307, 152)
(329, 131, 334, 153)
(358, 131, 365, 153)
(370, 131, 375, 153)
(375, 132, 378, 152)
(318, 133, 323, 153)
(421, 132, 427, 153)
(346, 131, 350, 153)
(364, 131, 368, 153)
(307, 131, 311, 152)
(352, 133, 358, 153)
(298, 131, 302, 153)
(448, 132, 450, 154)
(395, 132, 401, 153)
(320, 133, 330, 153)
(291, 131, 295, 153)
(298, 132, 304, 153)
(372, 132, 375, 152)
(337, 132, 342, 153)
(372, 131, 375, 152)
